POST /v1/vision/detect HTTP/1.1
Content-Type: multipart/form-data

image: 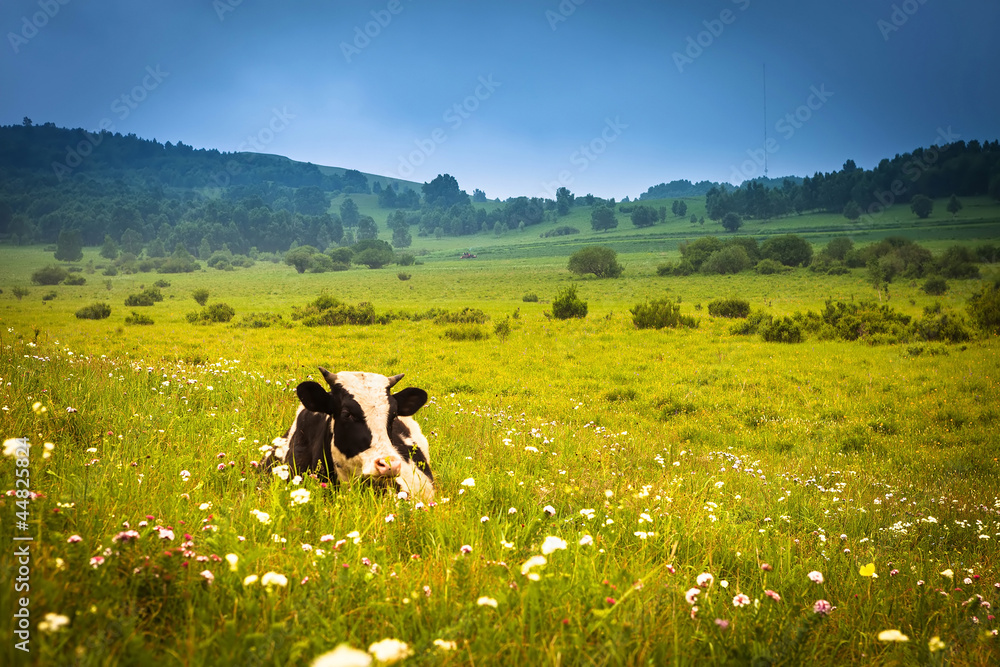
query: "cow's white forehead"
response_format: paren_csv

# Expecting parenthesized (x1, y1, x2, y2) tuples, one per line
(332, 372, 391, 404)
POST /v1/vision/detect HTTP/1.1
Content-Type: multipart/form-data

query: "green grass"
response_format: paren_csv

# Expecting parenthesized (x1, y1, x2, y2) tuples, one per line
(1, 235, 998, 666)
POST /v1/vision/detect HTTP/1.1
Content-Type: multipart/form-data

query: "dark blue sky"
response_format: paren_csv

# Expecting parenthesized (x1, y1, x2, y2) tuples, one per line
(2, 0, 997, 198)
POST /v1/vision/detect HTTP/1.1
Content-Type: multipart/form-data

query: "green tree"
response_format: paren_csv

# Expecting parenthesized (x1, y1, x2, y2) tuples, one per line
(630, 205, 658, 228)
(100, 234, 120, 260)
(947, 195, 963, 217)
(843, 201, 861, 222)
(54, 229, 84, 262)
(285, 246, 319, 273)
(568, 246, 624, 278)
(192, 288, 210, 306)
(721, 212, 743, 233)
(294, 186, 330, 216)
(353, 239, 395, 269)
(551, 284, 588, 319)
(590, 204, 618, 232)
(910, 194, 933, 219)
(120, 228, 144, 256)
(556, 187, 574, 216)
(422, 174, 469, 209)
(146, 238, 166, 258)
(340, 197, 360, 228)
(356, 215, 378, 241)
(761, 234, 813, 267)
(672, 200, 688, 217)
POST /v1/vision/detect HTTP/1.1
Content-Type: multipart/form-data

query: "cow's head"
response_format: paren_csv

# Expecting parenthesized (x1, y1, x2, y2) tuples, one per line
(295, 368, 427, 486)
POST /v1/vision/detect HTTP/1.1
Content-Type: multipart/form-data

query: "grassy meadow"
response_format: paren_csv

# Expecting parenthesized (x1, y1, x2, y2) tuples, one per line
(1, 205, 999, 666)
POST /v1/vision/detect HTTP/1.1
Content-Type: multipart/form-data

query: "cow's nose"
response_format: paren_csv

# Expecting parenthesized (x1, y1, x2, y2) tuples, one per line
(374, 456, 401, 477)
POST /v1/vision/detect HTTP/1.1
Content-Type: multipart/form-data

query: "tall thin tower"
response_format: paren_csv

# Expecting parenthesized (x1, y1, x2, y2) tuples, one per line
(762, 63, 768, 178)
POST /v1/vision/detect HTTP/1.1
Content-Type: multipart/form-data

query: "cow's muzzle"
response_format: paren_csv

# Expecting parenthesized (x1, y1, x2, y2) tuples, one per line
(373, 456, 402, 477)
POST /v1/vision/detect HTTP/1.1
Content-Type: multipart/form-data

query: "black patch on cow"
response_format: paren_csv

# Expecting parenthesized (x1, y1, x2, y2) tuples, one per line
(394, 387, 428, 416)
(288, 409, 336, 479)
(297, 381, 336, 414)
(331, 389, 374, 459)
(391, 419, 434, 481)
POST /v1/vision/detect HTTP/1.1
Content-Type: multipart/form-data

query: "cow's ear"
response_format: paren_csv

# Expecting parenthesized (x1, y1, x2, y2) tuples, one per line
(393, 387, 428, 417)
(297, 381, 335, 414)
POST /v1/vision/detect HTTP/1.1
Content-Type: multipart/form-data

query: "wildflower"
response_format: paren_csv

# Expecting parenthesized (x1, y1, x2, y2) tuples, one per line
(310, 644, 372, 667)
(156, 527, 175, 541)
(697, 572, 714, 588)
(877, 629, 909, 642)
(67, 535, 82, 544)
(272, 465, 290, 481)
(508, 507, 517, 515)
(859, 563, 876, 577)
(963, 577, 973, 586)
(32, 401, 47, 415)
(199, 502, 212, 511)
(928, 636, 946, 653)
(525, 446, 539, 453)
(42, 442, 54, 459)
(251, 510, 271, 525)
(543, 505, 556, 516)
(764, 589, 781, 602)
(808, 571, 824, 584)
(685, 588, 701, 605)
(458, 544, 472, 554)
(761, 563, 773, 572)
(605, 490, 614, 498)
(90, 556, 105, 568)
(261, 571, 288, 588)
(605, 597, 616, 605)
(433, 639, 457, 651)
(460, 478, 475, 487)
(521, 555, 547, 580)
(225, 554, 239, 571)
(289, 488, 311, 505)
(112, 530, 140, 543)
(940, 569, 954, 580)
(719, 580, 729, 588)
(37, 613, 70, 633)
(813, 599, 834, 615)
(243, 574, 259, 586)
(320, 534, 334, 542)
(200, 570, 215, 584)
(541, 536, 567, 555)
(480, 516, 489, 523)
(732, 594, 751, 607)
(347, 530, 361, 544)
(368, 638, 412, 664)
(477, 596, 498, 608)
(889, 569, 899, 576)
(579, 534, 593, 546)
(179, 470, 191, 480)
(501, 540, 514, 549)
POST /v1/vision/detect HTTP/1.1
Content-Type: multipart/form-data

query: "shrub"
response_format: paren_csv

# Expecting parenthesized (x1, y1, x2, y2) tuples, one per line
(656, 263, 674, 277)
(75, 303, 111, 320)
(724, 237, 761, 262)
(187, 303, 236, 324)
(124, 293, 155, 307)
(234, 312, 287, 329)
(755, 258, 785, 275)
(398, 272, 412, 281)
(125, 311, 155, 326)
(158, 247, 200, 273)
(552, 285, 588, 319)
(913, 309, 973, 343)
(31, 265, 69, 285)
(42, 291, 57, 301)
(63, 274, 86, 286)
(678, 237, 723, 270)
(328, 247, 354, 266)
(630, 298, 697, 329)
(701, 246, 752, 275)
(102, 266, 118, 276)
(922, 276, 948, 295)
(397, 253, 415, 266)
(12, 286, 29, 300)
(967, 282, 1000, 335)
(568, 246, 624, 278)
(760, 316, 803, 343)
(494, 317, 512, 341)
(443, 325, 489, 341)
(820, 300, 912, 342)
(729, 310, 772, 335)
(937, 245, 980, 279)
(673, 259, 695, 276)
(522, 293, 539, 303)
(434, 307, 489, 324)
(353, 240, 396, 269)
(192, 288, 210, 306)
(285, 245, 319, 273)
(541, 226, 580, 238)
(308, 254, 335, 273)
(761, 234, 813, 267)
(708, 297, 750, 318)
(153, 279, 170, 288)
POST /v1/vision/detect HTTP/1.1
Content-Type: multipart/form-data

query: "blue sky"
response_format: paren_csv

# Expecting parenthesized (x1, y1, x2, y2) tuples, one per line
(2, 0, 997, 199)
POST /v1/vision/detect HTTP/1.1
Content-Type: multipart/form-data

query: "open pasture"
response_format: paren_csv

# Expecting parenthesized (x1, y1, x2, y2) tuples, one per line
(1, 244, 998, 666)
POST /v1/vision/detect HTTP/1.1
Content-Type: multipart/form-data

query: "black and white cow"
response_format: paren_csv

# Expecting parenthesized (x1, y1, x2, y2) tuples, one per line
(263, 368, 434, 501)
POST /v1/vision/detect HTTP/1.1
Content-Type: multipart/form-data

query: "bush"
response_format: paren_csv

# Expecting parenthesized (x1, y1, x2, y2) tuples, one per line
(729, 310, 772, 335)
(75, 303, 112, 320)
(187, 303, 236, 324)
(31, 265, 69, 285)
(820, 300, 912, 342)
(434, 307, 489, 324)
(541, 226, 580, 238)
(353, 240, 396, 269)
(755, 258, 785, 275)
(922, 276, 948, 295)
(328, 247, 354, 266)
(700, 246, 752, 275)
(124, 293, 155, 307)
(551, 285, 588, 319)
(42, 291, 57, 301)
(397, 253, 415, 266)
(678, 237, 723, 271)
(285, 245, 319, 273)
(63, 274, 86, 286)
(12, 286, 29, 300)
(761, 234, 813, 267)
(308, 254, 335, 273)
(125, 311, 155, 326)
(443, 325, 489, 341)
(522, 293, 539, 303)
(102, 265, 118, 276)
(192, 288, 210, 306)
(234, 312, 287, 329)
(655, 263, 674, 277)
(494, 317, 512, 341)
(568, 246, 624, 278)
(708, 297, 750, 318)
(967, 282, 1000, 335)
(398, 272, 412, 281)
(630, 298, 697, 329)
(153, 279, 170, 288)
(913, 308, 973, 343)
(760, 316, 803, 343)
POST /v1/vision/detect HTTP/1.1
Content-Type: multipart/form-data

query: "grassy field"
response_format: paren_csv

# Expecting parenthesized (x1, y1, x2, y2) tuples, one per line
(1, 218, 999, 665)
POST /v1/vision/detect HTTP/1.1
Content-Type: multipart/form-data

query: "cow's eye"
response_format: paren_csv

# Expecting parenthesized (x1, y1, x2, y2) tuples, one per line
(341, 411, 360, 422)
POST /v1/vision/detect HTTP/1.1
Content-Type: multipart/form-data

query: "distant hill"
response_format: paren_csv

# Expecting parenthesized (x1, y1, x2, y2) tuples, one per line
(639, 179, 719, 200)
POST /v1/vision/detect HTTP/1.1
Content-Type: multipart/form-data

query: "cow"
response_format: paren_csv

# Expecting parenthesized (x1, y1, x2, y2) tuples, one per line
(262, 368, 434, 501)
